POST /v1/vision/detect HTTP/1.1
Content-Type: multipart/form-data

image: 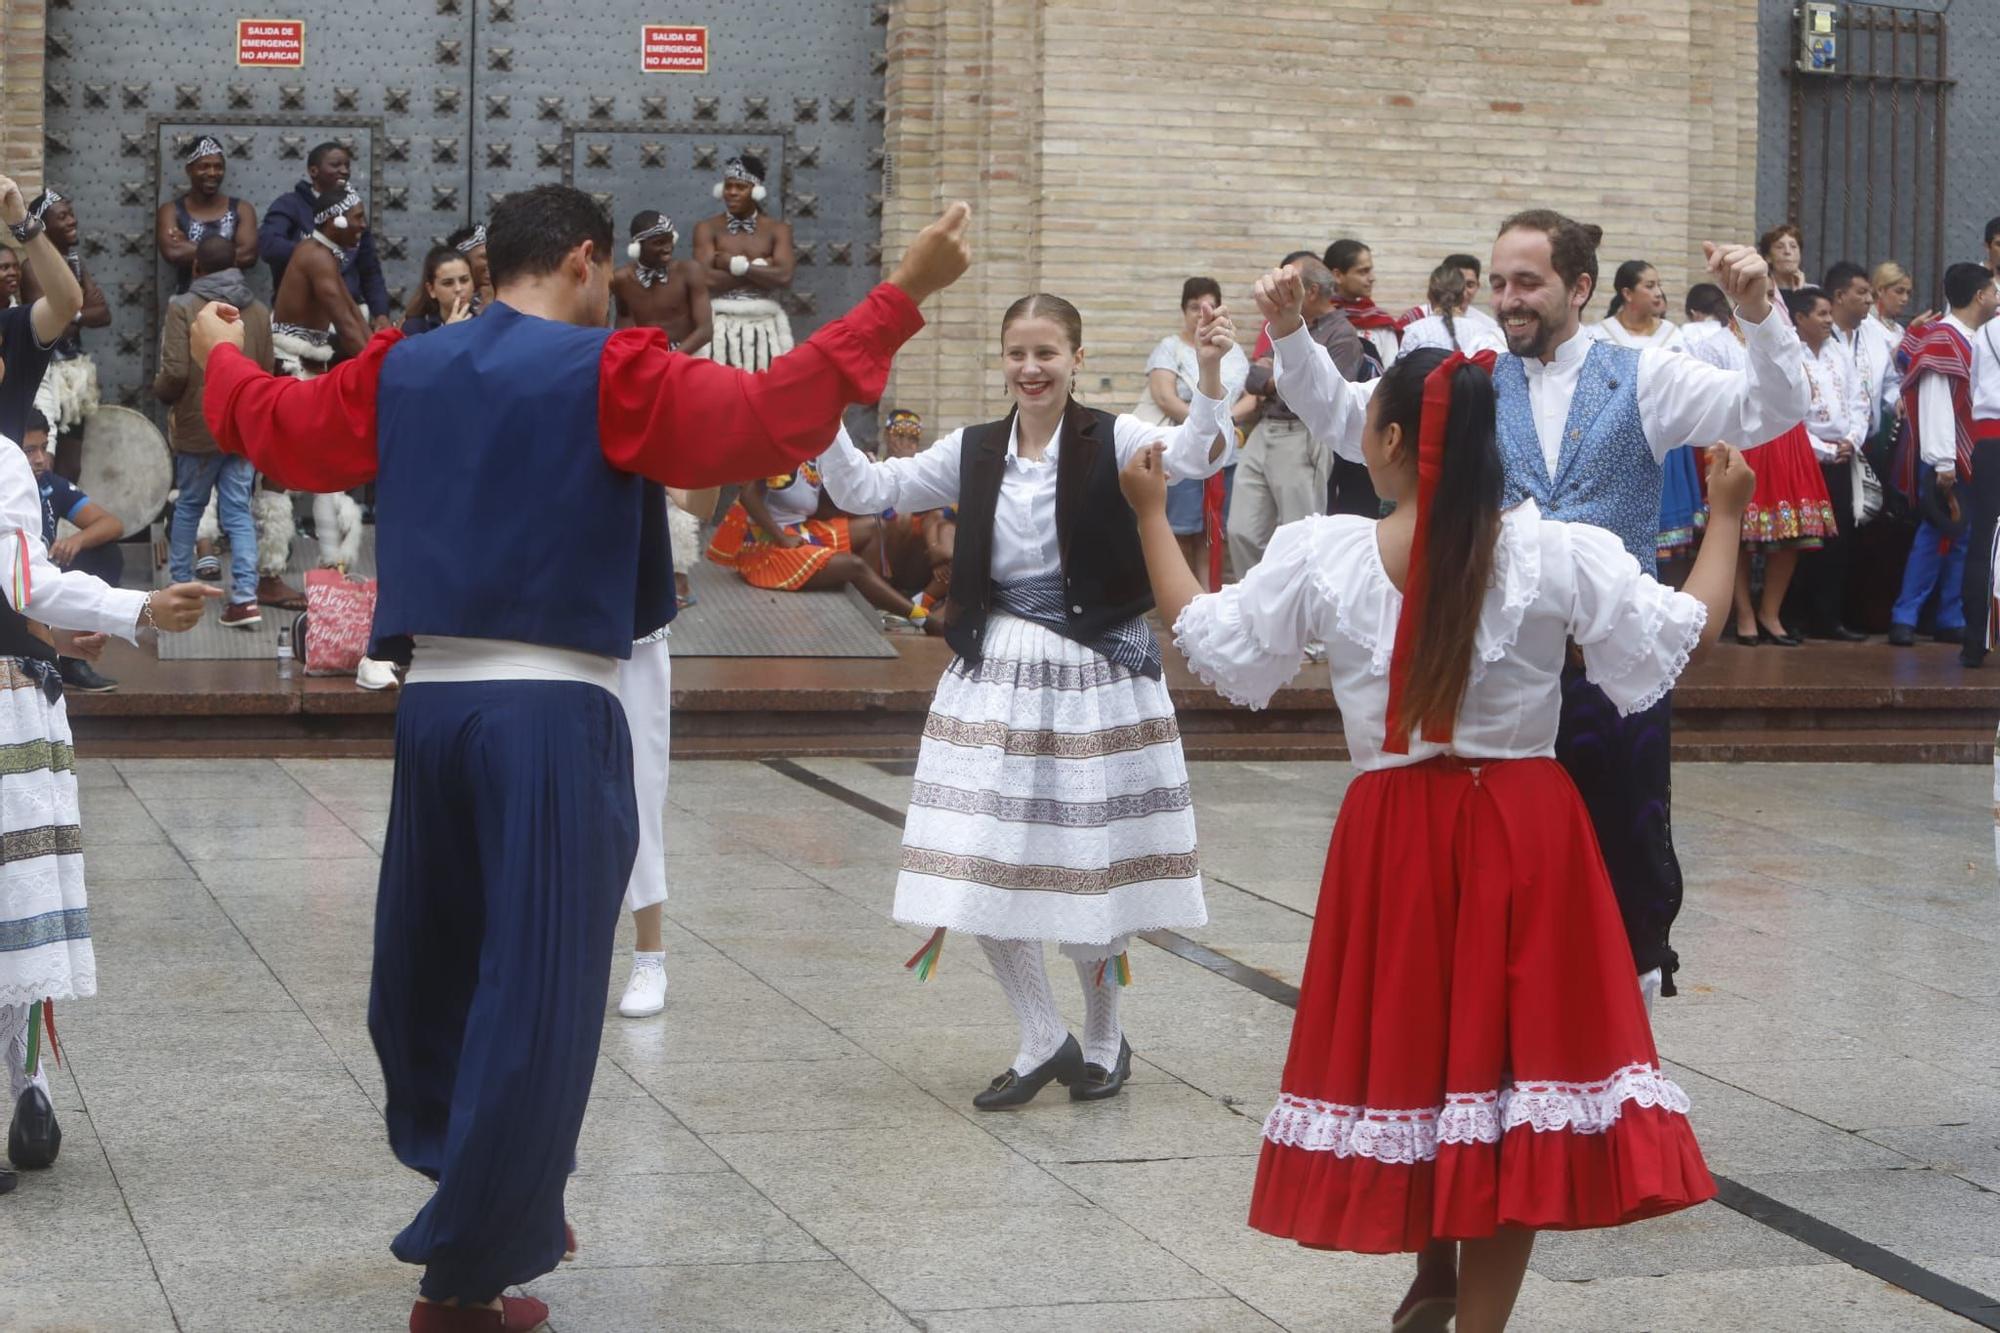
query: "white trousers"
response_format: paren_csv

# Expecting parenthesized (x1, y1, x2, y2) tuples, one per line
(618, 633, 673, 914)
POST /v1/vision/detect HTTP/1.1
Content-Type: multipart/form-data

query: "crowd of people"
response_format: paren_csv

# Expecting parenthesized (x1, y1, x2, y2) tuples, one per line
(1, 126, 1997, 1332)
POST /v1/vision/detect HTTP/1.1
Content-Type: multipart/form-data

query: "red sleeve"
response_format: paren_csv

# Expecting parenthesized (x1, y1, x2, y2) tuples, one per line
(1252, 322, 1273, 361)
(597, 281, 924, 486)
(204, 329, 400, 492)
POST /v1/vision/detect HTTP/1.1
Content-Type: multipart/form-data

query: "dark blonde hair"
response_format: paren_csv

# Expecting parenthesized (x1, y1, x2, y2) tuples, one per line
(1001, 293, 1083, 350)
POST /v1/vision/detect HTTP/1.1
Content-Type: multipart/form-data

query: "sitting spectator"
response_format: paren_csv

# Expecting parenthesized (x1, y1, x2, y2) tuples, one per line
(705, 427, 923, 619)
(258, 141, 392, 332)
(156, 136, 257, 294)
(19, 409, 123, 693)
(445, 223, 493, 311)
(154, 234, 288, 626)
(870, 409, 953, 621)
(1399, 264, 1505, 355)
(1146, 277, 1249, 579)
(0, 248, 18, 308)
(400, 245, 477, 335)
(0, 172, 83, 446)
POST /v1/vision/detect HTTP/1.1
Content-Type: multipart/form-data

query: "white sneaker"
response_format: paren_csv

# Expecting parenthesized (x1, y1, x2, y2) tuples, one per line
(354, 656, 399, 691)
(618, 955, 668, 1017)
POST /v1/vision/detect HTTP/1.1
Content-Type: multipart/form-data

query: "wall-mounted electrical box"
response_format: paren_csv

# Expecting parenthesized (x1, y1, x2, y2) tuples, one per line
(1798, 2, 1839, 73)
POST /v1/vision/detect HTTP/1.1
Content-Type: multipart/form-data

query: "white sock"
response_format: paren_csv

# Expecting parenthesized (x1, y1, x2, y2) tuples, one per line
(631, 949, 665, 972)
(3, 1002, 48, 1102)
(977, 936, 1067, 1074)
(1073, 958, 1125, 1069)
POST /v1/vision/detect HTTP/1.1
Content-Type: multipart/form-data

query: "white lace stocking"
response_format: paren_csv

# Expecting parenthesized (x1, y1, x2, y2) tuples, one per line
(977, 936, 1067, 1074)
(1072, 958, 1124, 1069)
(2, 1003, 47, 1103)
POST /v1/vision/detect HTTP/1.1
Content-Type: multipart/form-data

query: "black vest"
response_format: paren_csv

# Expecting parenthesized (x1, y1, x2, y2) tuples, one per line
(942, 400, 1152, 663)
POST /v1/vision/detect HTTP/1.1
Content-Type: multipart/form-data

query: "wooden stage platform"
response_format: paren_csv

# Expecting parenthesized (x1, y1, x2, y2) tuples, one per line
(62, 633, 2000, 763)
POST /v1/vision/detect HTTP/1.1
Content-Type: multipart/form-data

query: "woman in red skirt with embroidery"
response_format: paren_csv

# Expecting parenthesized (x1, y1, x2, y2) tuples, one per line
(1120, 344, 1754, 1331)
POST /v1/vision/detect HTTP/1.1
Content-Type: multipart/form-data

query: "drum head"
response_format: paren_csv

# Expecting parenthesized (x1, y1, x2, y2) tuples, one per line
(75, 405, 173, 538)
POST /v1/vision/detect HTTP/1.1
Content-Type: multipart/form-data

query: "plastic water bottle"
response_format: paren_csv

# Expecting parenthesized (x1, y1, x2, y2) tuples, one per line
(275, 622, 294, 680)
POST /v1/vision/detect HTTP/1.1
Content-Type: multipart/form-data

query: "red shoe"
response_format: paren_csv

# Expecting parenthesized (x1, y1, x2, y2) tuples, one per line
(563, 1222, 577, 1262)
(219, 601, 263, 629)
(408, 1296, 549, 1333)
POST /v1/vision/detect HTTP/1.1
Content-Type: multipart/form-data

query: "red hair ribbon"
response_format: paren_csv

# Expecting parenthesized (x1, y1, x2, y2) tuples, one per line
(1381, 349, 1497, 755)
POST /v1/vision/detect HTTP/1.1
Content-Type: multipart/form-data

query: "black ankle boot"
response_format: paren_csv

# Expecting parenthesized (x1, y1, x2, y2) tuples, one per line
(8, 1086, 61, 1169)
(972, 1034, 1083, 1110)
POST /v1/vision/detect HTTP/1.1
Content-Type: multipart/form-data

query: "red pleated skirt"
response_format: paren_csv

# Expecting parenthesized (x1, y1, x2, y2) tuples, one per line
(1696, 422, 1836, 548)
(1247, 757, 1714, 1254)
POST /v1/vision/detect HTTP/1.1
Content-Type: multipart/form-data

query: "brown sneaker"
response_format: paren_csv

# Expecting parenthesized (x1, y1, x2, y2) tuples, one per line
(256, 576, 307, 610)
(220, 601, 263, 629)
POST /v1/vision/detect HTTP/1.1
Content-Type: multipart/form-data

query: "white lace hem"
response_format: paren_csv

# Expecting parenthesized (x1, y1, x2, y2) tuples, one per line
(1172, 606, 1278, 711)
(1260, 1063, 1693, 1165)
(1605, 600, 1706, 717)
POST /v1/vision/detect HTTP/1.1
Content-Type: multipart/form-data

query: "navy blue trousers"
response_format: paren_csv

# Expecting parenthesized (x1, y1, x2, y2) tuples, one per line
(1554, 668, 1683, 996)
(368, 679, 637, 1302)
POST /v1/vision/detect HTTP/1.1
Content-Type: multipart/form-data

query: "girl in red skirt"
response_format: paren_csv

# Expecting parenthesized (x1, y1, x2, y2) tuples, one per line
(1120, 344, 1756, 1331)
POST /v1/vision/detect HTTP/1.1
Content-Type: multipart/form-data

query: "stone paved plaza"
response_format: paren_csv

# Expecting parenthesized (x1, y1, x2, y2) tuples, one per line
(6, 756, 1998, 1332)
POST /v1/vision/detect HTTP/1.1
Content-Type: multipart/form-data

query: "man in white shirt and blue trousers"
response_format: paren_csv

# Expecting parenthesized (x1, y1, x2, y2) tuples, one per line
(1267, 208, 1809, 1008)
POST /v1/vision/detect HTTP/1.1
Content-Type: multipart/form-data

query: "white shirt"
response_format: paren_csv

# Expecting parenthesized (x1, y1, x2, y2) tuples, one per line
(817, 393, 1231, 586)
(1837, 319, 1893, 435)
(0, 437, 146, 641)
(760, 458, 825, 527)
(1800, 336, 1867, 461)
(1272, 308, 1809, 477)
(1173, 502, 1705, 768)
(1915, 314, 2000, 475)
(1587, 318, 1687, 353)
(1146, 335, 1250, 405)
(1397, 313, 1506, 356)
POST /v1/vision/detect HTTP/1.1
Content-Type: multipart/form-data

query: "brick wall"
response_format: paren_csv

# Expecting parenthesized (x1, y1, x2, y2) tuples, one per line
(884, 0, 1763, 428)
(0, 0, 47, 196)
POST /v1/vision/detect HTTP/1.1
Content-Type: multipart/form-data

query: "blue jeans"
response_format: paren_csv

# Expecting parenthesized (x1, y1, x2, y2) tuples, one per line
(1891, 517, 1967, 630)
(170, 453, 258, 605)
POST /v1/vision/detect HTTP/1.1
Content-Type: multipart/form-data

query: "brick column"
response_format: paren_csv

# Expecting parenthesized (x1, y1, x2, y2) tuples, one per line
(0, 0, 47, 194)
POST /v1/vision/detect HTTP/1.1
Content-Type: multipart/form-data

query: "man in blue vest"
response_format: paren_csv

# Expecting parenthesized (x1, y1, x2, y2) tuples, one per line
(190, 185, 971, 1333)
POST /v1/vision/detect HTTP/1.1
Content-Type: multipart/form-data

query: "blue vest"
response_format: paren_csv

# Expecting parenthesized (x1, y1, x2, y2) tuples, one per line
(372, 304, 674, 658)
(1494, 341, 1661, 574)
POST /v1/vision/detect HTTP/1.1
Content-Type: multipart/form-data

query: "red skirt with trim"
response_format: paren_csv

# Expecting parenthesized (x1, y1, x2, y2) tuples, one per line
(705, 504, 852, 590)
(1696, 422, 1836, 549)
(1247, 757, 1714, 1253)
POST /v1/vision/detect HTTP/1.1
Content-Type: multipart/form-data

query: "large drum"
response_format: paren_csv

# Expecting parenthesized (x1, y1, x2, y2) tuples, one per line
(68, 405, 172, 539)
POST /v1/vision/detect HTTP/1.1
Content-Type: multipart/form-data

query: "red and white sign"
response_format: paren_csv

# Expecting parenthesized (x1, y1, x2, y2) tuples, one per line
(641, 24, 708, 74)
(236, 19, 305, 68)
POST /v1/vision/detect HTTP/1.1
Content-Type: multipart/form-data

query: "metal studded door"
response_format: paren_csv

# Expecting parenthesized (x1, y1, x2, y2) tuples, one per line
(42, 1, 886, 411)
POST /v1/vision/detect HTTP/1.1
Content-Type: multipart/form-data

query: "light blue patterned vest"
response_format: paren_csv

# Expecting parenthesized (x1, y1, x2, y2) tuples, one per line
(1494, 342, 1661, 574)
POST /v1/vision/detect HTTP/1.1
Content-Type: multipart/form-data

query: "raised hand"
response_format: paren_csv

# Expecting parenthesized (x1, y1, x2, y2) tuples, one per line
(1118, 440, 1170, 514)
(144, 582, 225, 633)
(0, 175, 24, 226)
(1195, 304, 1237, 368)
(1253, 268, 1306, 339)
(1703, 445, 1756, 517)
(190, 301, 247, 369)
(1704, 242, 1773, 325)
(889, 201, 973, 305)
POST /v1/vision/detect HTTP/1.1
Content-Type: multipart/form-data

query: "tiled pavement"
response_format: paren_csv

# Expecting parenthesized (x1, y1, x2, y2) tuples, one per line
(5, 756, 1996, 1331)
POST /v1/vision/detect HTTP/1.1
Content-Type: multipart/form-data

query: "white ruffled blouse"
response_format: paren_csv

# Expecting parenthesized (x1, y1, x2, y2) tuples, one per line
(1173, 502, 1706, 770)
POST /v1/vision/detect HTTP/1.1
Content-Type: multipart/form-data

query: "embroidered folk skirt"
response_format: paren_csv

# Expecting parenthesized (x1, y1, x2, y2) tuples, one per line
(894, 613, 1206, 954)
(1698, 422, 1835, 549)
(1656, 444, 1703, 562)
(704, 504, 852, 591)
(1248, 756, 1713, 1253)
(0, 660, 92, 1008)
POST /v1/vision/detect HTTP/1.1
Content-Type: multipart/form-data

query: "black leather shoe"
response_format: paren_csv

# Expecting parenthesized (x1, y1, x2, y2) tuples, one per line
(0, 1164, 15, 1195)
(1070, 1038, 1133, 1102)
(1960, 648, 1986, 668)
(8, 1086, 60, 1169)
(1757, 625, 1802, 647)
(1808, 624, 1869, 643)
(1934, 626, 1965, 645)
(972, 1034, 1083, 1110)
(57, 657, 117, 694)
(1887, 623, 1916, 647)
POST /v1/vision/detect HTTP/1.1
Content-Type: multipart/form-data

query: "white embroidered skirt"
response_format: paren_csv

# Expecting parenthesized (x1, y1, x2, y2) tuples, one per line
(894, 613, 1206, 953)
(0, 662, 93, 1007)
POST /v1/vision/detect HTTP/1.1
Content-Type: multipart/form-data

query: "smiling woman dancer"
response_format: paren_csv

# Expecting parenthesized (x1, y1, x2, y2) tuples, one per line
(1122, 343, 1741, 1332)
(817, 294, 1235, 1109)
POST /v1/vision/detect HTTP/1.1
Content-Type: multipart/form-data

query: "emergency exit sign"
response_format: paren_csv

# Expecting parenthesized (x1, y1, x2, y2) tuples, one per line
(236, 19, 305, 68)
(642, 24, 708, 73)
